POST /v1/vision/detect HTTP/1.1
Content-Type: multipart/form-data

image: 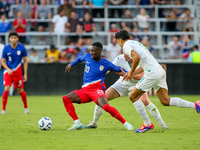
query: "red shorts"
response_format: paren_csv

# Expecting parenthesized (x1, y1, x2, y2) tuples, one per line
(73, 83, 107, 104)
(3, 73, 24, 89)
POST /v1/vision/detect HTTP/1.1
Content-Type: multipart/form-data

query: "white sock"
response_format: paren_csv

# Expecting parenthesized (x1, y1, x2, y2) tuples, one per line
(170, 97, 195, 109)
(133, 99, 151, 126)
(74, 119, 80, 123)
(92, 105, 104, 124)
(146, 102, 166, 127)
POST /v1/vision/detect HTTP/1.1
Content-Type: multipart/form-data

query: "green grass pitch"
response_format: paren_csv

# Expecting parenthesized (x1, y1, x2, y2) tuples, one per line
(0, 95, 199, 150)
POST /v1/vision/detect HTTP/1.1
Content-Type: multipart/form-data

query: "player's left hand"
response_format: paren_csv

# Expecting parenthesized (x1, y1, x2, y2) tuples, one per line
(116, 69, 125, 76)
(23, 74, 27, 82)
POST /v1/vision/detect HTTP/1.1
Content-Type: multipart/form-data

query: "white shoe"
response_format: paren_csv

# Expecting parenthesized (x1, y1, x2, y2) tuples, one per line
(124, 122, 134, 130)
(24, 108, 30, 114)
(161, 125, 169, 129)
(68, 122, 83, 130)
(84, 122, 97, 129)
(1, 110, 6, 114)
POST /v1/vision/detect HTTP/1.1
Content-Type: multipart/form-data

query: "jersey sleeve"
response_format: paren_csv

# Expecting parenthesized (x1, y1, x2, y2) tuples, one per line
(70, 53, 87, 67)
(2, 46, 7, 59)
(112, 56, 121, 67)
(123, 46, 133, 58)
(22, 46, 28, 57)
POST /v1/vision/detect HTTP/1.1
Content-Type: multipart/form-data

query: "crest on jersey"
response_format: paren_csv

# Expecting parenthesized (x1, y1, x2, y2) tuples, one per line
(99, 65, 104, 71)
(17, 51, 21, 55)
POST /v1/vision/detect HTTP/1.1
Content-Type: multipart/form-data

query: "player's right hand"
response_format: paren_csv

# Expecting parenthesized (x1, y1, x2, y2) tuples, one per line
(8, 69, 12, 75)
(65, 64, 73, 73)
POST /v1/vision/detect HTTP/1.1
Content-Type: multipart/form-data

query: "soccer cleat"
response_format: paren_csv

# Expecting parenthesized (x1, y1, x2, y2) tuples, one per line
(135, 122, 154, 133)
(68, 122, 83, 130)
(195, 101, 200, 114)
(1, 110, 6, 114)
(124, 122, 134, 130)
(161, 125, 169, 129)
(84, 122, 97, 129)
(24, 108, 30, 114)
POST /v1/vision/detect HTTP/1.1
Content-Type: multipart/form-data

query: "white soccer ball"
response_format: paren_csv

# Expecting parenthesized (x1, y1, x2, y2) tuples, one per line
(38, 117, 52, 131)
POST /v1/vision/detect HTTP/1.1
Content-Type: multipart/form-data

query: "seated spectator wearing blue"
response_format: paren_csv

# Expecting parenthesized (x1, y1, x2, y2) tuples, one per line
(73, 40, 87, 57)
(187, 45, 200, 63)
(0, 0, 10, 18)
(0, 13, 11, 44)
(136, 0, 155, 15)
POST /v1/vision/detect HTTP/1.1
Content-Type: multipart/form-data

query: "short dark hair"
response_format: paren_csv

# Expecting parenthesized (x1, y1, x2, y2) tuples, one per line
(193, 45, 199, 49)
(9, 32, 19, 38)
(50, 44, 56, 50)
(115, 30, 130, 41)
(1, 13, 6, 16)
(92, 42, 103, 50)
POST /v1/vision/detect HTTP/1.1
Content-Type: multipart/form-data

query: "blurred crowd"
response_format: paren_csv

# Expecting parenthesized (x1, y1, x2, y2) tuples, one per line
(0, 0, 198, 63)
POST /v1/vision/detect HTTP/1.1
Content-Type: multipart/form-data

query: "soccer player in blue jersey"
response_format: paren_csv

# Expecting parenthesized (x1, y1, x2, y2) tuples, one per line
(1, 32, 29, 114)
(63, 42, 134, 130)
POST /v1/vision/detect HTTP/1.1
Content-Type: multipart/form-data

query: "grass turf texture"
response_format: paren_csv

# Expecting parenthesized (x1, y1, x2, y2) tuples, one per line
(0, 95, 199, 150)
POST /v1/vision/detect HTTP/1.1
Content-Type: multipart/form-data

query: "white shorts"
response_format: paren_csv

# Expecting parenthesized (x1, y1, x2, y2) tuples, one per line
(111, 81, 135, 97)
(136, 67, 168, 92)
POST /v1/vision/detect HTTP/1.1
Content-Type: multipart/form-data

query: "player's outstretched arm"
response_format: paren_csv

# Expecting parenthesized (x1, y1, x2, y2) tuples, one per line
(23, 56, 28, 82)
(65, 63, 73, 73)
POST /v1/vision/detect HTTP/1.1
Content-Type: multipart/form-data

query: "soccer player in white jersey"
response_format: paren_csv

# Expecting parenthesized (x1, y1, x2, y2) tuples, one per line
(114, 30, 200, 133)
(85, 54, 168, 129)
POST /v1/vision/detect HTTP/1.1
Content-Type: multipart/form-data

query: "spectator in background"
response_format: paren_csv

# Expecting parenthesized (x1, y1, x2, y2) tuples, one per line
(89, 0, 108, 30)
(28, 48, 40, 63)
(109, 0, 124, 18)
(187, 45, 200, 63)
(141, 37, 153, 55)
(13, 11, 27, 44)
(164, 10, 179, 44)
(57, 0, 72, 5)
(0, 13, 11, 44)
(73, 38, 87, 57)
(15, 0, 32, 20)
(140, 28, 150, 41)
(60, 48, 73, 62)
(172, 0, 184, 17)
(168, 36, 182, 59)
(154, 0, 168, 18)
(0, 0, 10, 18)
(109, 23, 120, 33)
(179, 9, 194, 39)
(121, 9, 137, 32)
(80, 12, 98, 45)
(32, 0, 50, 5)
(45, 44, 60, 63)
(72, 0, 87, 19)
(106, 37, 121, 62)
(181, 35, 194, 58)
(136, 8, 150, 31)
(130, 31, 140, 42)
(58, 0, 74, 18)
(35, 0, 51, 45)
(67, 11, 80, 45)
(136, 0, 155, 15)
(16, 0, 30, 4)
(50, 8, 68, 45)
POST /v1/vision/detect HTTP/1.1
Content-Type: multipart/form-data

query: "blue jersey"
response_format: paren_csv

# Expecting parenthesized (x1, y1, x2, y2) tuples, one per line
(71, 53, 124, 88)
(2, 43, 27, 75)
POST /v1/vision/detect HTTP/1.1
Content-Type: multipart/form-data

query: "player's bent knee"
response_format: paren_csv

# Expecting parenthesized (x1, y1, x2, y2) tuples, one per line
(160, 100, 170, 106)
(17, 88, 24, 93)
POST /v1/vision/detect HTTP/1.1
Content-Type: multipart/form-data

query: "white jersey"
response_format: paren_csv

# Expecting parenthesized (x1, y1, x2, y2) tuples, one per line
(123, 40, 161, 73)
(112, 54, 139, 87)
